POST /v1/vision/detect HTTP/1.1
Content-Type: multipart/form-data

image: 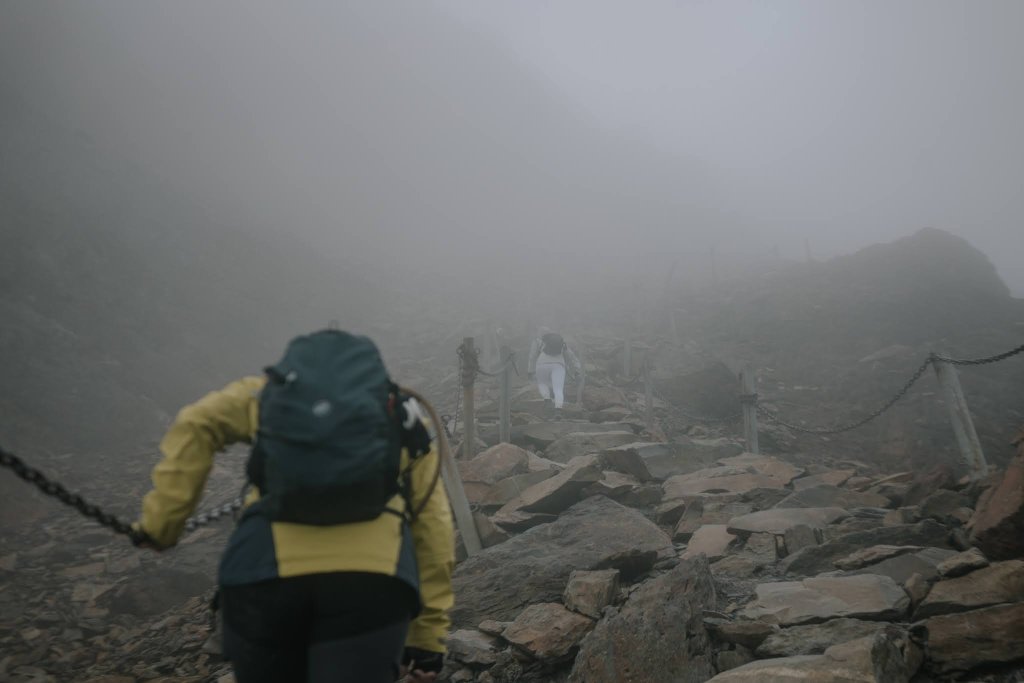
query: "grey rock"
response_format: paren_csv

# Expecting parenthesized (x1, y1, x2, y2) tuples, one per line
(774, 485, 890, 511)
(451, 496, 673, 627)
(755, 618, 888, 657)
(569, 556, 716, 683)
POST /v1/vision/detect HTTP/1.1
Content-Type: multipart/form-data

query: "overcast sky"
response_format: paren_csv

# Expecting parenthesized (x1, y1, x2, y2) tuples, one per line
(437, 0, 1024, 289)
(2, 1, 1022, 293)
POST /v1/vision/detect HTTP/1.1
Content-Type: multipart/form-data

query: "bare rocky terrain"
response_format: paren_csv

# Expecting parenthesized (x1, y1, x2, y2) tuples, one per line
(3, 103, 1024, 681)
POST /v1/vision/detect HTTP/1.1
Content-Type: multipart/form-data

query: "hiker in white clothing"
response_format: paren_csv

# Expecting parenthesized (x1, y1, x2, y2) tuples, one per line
(527, 327, 582, 417)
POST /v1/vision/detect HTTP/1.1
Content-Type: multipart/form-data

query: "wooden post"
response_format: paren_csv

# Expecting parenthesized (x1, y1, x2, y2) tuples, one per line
(933, 359, 989, 480)
(740, 365, 759, 454)
(460, 337, 477, 461)
(498, 344, 512, 443)
(643, 358, 654, 432)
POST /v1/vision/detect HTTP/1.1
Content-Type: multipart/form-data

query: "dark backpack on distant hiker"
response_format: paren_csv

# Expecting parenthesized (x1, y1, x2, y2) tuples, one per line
(541, 332, 565, 356)
(246, 330, 414, 525)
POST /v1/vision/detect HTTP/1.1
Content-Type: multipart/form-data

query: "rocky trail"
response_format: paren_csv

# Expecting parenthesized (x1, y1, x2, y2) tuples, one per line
(2, 327, 1023, 683)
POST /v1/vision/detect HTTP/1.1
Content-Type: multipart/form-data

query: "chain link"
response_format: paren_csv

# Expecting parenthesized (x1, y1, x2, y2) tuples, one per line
(0, 445, 139, 539)
(756, 342, 1023, 435)
(183, 497, 245, 532)
(440, 352, 466, 440)
(475, 352, 519, 378)
(932, 343, 1024, 366)
(1, 444, 245, 540)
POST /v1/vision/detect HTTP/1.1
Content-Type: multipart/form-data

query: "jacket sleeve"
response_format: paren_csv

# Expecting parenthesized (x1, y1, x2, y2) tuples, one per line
(137, 376, 264, 548)
(527, 337, 541, 373)
(405, 442, 456, 654)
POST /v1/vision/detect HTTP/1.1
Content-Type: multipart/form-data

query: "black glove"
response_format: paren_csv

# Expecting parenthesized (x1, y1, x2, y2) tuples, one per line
(402, 646, 444, 674)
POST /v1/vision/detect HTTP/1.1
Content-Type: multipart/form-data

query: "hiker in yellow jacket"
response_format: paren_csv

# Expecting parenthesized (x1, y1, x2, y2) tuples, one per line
(134, 330, 455, 683)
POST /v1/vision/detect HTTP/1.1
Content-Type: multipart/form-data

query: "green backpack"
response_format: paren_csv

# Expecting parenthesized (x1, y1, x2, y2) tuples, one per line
(246, 330, 406, 525)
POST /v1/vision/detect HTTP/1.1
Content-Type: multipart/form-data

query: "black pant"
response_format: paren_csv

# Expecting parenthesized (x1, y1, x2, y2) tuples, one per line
(220, 572, 417, 683)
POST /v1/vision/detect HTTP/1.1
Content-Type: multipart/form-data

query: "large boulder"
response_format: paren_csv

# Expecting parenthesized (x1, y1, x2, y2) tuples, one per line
(512, 422, 637, 449)
(494, 455, 602, 517)
(544, 431, 639, 464)
(569, 556, 716, 683)
(728, 508, 849, 536)
(780, 520, 953, 577)
(755, 618, 889, 657)
(742, 575, 910, 625)
(664, 466, 787, 499)
(718, 454, 804, 486)
(709, 627, 920, 682)
(912, 602, 1024, 677)
(774, 485, 890, 511)
(451, 496, 672, 627)
(458, 443, 535, 484)
(969, 438, 1024, 560)
(913, 559, 1024, 618)
(502, 603, 594, 662)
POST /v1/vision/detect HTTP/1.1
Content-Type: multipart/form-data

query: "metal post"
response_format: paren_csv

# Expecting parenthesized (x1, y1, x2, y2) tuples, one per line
(740, 365, 759, 454)
(460, 337, 477, 461)
(643, 358, 654, 432)
(933, 359, 988, 480)
(623, 338, 632, 379)
(498, 344, 512, 443)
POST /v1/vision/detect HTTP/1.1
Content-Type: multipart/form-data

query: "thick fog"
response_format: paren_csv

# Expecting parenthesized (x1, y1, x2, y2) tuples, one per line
(2, 1, 1021, 295)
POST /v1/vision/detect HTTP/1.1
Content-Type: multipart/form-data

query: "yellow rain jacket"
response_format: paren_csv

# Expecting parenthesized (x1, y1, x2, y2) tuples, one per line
(136, 376, 455, 654)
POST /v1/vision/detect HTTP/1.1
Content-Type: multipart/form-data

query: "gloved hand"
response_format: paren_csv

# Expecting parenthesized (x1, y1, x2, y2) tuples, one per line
(401, 646, 444, 677)
(129, 524, 164, 551)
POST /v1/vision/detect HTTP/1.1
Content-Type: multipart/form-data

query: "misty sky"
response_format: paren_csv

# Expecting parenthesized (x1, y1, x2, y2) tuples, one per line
(2, 1, 1022, 293)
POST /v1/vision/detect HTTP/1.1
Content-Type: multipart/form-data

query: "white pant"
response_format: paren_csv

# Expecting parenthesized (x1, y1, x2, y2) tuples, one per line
(535, 362, 566, 408)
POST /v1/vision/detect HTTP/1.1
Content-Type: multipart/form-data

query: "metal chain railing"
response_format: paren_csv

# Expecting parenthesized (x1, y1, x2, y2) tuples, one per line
(183, 496, 245, 533)
(475, 352, 519, 378)
(755, 355, 935, 435)
(0, 445, 140, 539)
(931, 343, 1024, 366)
(6, 340, 1019, 539)
(753, 341, 1024, 436)
(440, 376, 462, 441)
(1, 444, 245, 540)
